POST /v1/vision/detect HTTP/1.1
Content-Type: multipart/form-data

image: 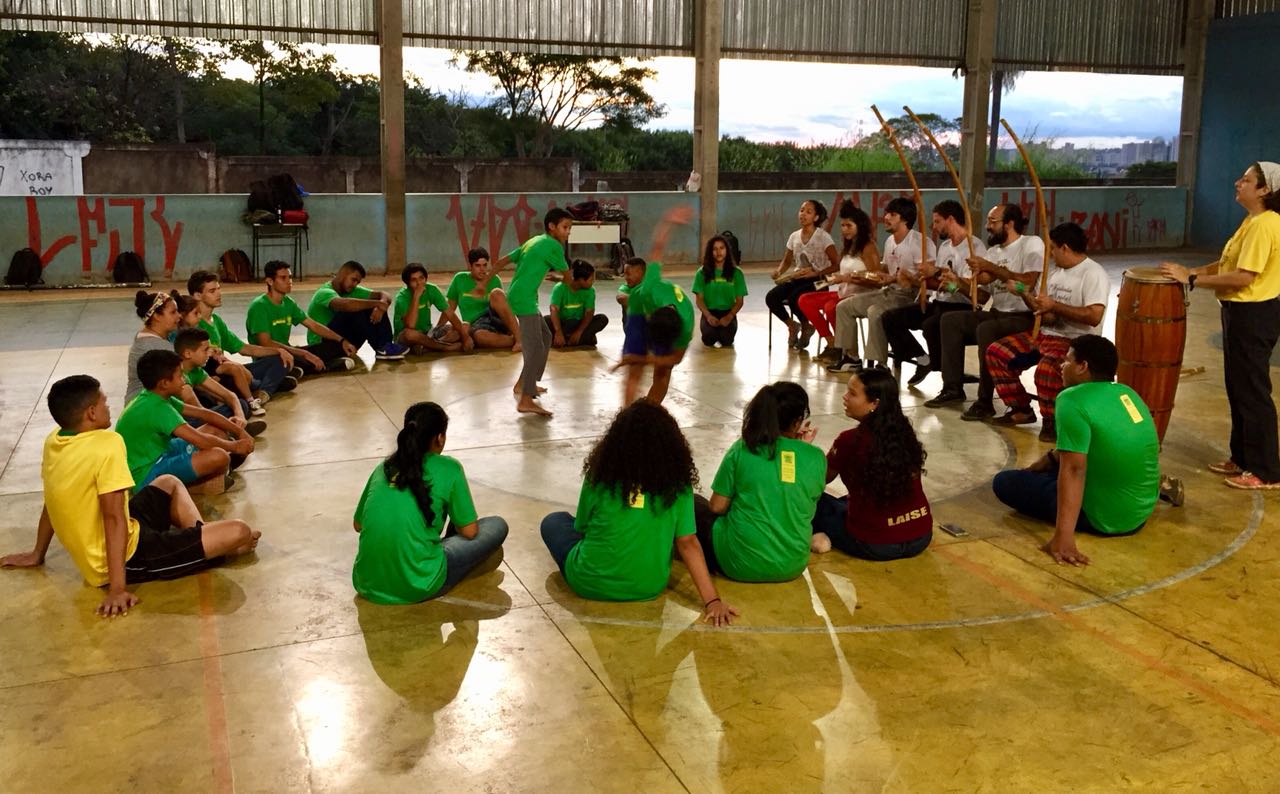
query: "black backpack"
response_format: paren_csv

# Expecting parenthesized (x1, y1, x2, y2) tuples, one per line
(248, 180, 274, 213)
(267, 173, 304, 211)
(719, 230, 742, 266)
(5, 248, 43, 288)
(112, 251, 149, 284)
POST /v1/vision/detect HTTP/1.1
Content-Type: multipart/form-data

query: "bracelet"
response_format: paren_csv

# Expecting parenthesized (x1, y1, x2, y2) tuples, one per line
(1014, 281, 1027, 293)
(1188, 274, 1197, 291)
(704, 597, 721, 608)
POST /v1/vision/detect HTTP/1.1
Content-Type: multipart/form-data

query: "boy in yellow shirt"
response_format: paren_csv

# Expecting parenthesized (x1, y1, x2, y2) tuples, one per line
(0, 375, 260, 617)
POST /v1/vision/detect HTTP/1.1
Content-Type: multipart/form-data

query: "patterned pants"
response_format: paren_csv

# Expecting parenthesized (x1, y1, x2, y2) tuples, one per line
(985, 332, 1071, 419)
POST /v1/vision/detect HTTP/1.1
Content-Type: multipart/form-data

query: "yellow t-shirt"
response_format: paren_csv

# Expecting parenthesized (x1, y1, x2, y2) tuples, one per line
(42, 429, 140, 587)
(1219, 211, 1280, 302)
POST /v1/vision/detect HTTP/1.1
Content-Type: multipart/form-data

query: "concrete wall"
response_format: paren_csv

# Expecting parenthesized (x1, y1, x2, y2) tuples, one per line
(0, 140, 90, 196)
(2, 186, 1186, 286)
(83, 144, 215, 195)
(1192, 12, 1280, 248)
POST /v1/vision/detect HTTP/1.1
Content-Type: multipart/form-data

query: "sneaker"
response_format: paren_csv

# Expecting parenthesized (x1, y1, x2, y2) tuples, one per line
(247, 398, 267, 417)
(245, 418, 267, 438)
(288, 366, 305, 380)
(375, 342, 408, 360)
(992, 409, 1036, 426)
(1208, 460, 1243, 476)
(786, 323, 800, 347)
(327, 357, 356, 372)
(907, 364, 932, 386)
(924, 388, 966, 408)
(253, 390, 271, 405)
(816, 345, 842, 363)
(826, 356, 863, 373)
(1038, 418, 1057, 443)
(1224, 471, 1280, 490)
(1159, 474, 1185, 507)
(797, 323, 816, 349)
(276, 375, 299, 393)
(810, 532, 833, 554)
(961, 401, 997, 422)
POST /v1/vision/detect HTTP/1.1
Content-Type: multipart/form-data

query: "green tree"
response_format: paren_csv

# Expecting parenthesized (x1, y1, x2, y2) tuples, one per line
(1125, 160, 1177, 180)
(451, 51, 664, 158)
(225, 40, 311, 154)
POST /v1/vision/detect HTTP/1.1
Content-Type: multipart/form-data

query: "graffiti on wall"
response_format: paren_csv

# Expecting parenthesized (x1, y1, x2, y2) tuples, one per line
(444, 194, 630, 263)
(24, 196, 185, 275)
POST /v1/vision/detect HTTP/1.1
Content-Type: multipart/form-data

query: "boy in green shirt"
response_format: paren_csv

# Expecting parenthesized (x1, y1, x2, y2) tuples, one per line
(442, 248, 523, 350)
(0, 374, 260, 618)
(547, 260, 609, 347)
(491, 208, 573, 417)
(392, 263, 469, 354)
(993, 335, 1170, 567)
(306, 260, 407, 361)
(174, 328, 266, 438)
(116, 350, 255, 490)
(245, 261, 360, 376)
(187, 270, 297, 398)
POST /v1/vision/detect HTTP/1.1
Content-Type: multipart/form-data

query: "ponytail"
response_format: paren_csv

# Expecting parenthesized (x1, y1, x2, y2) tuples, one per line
(383, 402, 450, 526)
(742, 381, 810, 458)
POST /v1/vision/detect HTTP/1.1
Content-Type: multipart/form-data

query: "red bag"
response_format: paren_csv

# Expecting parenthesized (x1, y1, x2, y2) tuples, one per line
(281, 209, 309, 225)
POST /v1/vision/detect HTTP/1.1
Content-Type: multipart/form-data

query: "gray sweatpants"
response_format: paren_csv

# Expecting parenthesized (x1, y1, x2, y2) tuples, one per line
(518, 313, 552, 398)
(835, 287, 914, 363)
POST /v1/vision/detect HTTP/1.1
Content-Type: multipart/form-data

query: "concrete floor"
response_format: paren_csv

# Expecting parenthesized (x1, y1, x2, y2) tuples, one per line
(1, 253, 1278, 793)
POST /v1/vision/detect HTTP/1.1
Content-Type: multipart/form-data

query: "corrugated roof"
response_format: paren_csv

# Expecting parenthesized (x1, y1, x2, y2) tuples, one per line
(994, 0, 1188, 75)
(1217, 0, 1280, 17)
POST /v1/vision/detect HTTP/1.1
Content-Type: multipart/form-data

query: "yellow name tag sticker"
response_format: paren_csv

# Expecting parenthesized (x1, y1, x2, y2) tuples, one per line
(780, 450, 796, 483)
(674, 286, 686, 303)
(1119, 394, 1144, 424)
(629, 491, 646, 509)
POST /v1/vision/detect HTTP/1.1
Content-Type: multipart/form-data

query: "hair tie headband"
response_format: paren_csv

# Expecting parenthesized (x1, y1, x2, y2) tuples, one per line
(1258, 161, 1280, 193)
(143, 293, 170, 321)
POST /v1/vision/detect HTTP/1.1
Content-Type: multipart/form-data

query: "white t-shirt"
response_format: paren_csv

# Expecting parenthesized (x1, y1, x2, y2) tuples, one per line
(787, 227, 836, 271)
(882, 230, 937, 296)
(934, 235, 989, 304)
(986, 234, 1047, 312)
(835, 254, 871, 299)
(1043, 257, 1111, 339)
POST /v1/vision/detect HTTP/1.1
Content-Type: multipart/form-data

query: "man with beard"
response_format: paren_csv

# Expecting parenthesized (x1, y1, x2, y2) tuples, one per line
(925, 204, 1044, 417)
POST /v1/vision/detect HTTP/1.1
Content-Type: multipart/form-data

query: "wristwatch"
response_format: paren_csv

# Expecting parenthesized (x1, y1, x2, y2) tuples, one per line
(1188, 274, 1197, 291)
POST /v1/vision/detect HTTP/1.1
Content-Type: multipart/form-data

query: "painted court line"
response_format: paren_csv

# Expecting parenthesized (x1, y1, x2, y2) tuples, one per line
(198, 572, 235, 794)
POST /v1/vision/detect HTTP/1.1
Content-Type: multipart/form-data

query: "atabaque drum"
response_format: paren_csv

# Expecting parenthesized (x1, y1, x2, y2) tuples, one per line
(1115, 267, 1188, 443)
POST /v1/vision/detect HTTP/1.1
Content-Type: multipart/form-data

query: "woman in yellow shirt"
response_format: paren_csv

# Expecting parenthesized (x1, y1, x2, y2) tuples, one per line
(1162, 161, 1280, 489)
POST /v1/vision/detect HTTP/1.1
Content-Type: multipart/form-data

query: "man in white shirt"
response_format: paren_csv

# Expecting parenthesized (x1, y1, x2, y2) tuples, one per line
(985, 222, 1111, 442)
(926, 204, 1044, 415)
(881, 200, 988, 385)
(827, 197, 936, 371)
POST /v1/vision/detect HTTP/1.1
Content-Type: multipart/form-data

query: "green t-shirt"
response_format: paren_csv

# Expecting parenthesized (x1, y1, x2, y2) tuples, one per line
(1055, 381, 1160, 534)
(392, 284, 449, 336)
(115, 391, 187, 484)
(447, 272, 503, 323)
(352, 454, 478, 605)
(183, 365, 208, 387)
(564, 481, 695, 601)
(245, 294, 307, 346)
(630, 262, 696, 349)
(710, 437, 827, 582)
(692, 266, 749, 311)
(505, 234, 568, 315)
(306, 282, 375, 344)
(550, 281, 596, 324)
(198, 313, 245, 355)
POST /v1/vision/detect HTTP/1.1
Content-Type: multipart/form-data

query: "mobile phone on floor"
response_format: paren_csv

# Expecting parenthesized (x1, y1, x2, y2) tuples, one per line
(938, 523, 970, 538)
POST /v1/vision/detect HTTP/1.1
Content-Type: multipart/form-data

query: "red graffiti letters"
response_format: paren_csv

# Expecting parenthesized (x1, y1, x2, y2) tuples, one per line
(25, 196, 185, 275)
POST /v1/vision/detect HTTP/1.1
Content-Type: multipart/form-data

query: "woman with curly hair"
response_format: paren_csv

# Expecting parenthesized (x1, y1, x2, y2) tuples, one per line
(352, 402, 509, 604)
(812, 367, 932, 560)
(696, 382, 826, 582)
(692, 234, 748, 348)
(797, 201, 882, 363)
(540, 401, 738, 626)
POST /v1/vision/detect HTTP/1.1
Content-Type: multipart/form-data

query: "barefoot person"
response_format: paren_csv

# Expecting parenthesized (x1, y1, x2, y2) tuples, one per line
(0, 375, 259, 617)
(442, 248, 522, 351)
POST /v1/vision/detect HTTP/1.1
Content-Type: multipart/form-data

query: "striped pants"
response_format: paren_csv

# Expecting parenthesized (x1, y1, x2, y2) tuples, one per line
(985, 332, 1071, 419)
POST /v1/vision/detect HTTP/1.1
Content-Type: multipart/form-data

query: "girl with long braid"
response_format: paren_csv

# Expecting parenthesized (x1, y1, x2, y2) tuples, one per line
(352, 402, 508, 604)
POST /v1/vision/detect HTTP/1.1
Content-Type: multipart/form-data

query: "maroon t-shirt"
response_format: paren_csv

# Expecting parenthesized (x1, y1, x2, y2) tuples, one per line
(826, 425, 932, 545)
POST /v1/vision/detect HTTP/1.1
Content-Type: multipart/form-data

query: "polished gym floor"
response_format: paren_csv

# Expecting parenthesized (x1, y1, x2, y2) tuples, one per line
(1, 253, 1277, 793)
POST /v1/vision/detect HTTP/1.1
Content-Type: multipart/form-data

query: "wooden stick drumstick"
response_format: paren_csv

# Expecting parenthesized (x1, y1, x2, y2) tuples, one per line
(903, 106, 978, 310)
(871, 105, 929, 311)
(999, 119, 1052, 336)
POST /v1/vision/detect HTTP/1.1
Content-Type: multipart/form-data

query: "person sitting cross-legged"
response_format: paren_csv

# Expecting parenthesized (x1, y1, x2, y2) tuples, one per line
(547, 259, 610, 347)
(306, 260, 408, 361)
(0, 375, 260, 618)
(392, 263, 469, 354)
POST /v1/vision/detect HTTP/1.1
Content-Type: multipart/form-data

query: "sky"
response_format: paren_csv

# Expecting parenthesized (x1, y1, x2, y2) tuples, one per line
(227, 44, 1184, 150)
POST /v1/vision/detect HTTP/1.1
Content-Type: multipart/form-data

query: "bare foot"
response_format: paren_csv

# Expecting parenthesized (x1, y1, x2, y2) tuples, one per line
(512, 343, 522, 353)
(516, 396, 553, 416)
(513, 384, 548, 395)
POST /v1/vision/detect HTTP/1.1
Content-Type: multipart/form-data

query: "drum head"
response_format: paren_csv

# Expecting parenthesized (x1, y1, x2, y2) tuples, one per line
(1124, 267, 1177, 284)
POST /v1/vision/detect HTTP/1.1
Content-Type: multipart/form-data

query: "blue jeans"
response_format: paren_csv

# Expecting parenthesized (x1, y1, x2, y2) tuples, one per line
(246, 355, 287, 394)
(991, 465, 1143, 536)
(811, 493, 932, 561)
(436, 516, 509, 596)
(540, 511, 585, 573)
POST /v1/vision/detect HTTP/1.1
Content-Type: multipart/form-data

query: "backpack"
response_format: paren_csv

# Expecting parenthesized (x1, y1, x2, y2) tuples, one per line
(610, 236, 636, 274)
(566, 200, 599, 222)
(719, 230, 742, 266)
(219, 249, 253, 284)
(247, 180, 274, 213)
(267, 173, 304, 211)
(112, 251, 148, 284)
(5, 248, 43, 288)
(599, 200, 628, 222)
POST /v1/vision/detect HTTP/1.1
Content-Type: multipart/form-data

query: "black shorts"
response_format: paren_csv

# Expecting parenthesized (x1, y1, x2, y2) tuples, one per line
(124, 485, 213, 584)
(470, 308, 509, 335)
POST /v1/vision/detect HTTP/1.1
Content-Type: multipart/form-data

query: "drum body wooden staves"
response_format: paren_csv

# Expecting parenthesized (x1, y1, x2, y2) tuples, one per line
(1115, 267, 1188, 443)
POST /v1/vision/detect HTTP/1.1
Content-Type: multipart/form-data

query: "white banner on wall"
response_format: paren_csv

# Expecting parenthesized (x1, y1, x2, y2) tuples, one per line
(0, 140, 90, 196)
